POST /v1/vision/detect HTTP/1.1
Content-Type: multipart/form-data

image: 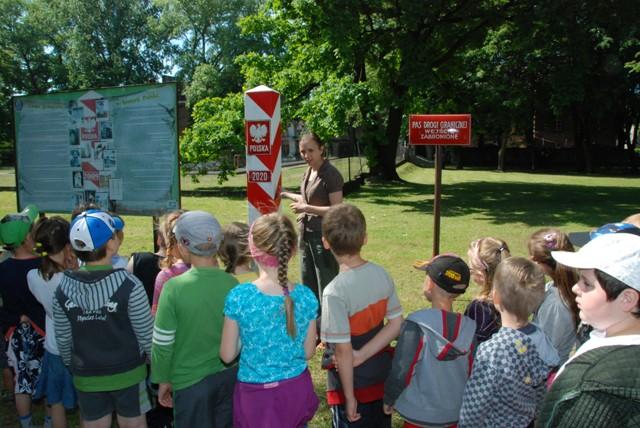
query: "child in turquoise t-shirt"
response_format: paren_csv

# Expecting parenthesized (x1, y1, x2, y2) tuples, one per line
(220, 213, 319, 428)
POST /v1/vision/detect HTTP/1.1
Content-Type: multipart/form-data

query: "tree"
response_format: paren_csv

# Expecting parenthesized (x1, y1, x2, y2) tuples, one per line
(538, 0, 640, 171)
(234, 0, 518, 179)
(180, 93, 245, 182)
(48, 0, 168, 88)
(155, 0, 263, 106)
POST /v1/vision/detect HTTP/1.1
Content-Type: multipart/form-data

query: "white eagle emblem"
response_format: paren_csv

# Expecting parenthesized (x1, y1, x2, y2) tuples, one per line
(249, 123, 268, 144)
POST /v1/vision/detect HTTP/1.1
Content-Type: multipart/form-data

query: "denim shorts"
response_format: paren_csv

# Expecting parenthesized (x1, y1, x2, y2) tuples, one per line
(34, 351, 77, 409)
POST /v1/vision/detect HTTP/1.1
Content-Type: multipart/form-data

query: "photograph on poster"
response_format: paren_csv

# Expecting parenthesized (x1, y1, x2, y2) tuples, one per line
(103, 149, 116, 169)
(93, 141, 106, 160)
(95, 192, 109, 210)
(99, 175, 110, 189)
(100, 121, 112, 139)
(84, 190, 96, 204)
(72, 171, 83, 189)
(71, 106, 83, 122)
(71, 192, 84, 208)
(79, 141, 91, 158)
(69, 129, 79, 146)
(70, 150, 80, 167)
(96, 99, 109, 119)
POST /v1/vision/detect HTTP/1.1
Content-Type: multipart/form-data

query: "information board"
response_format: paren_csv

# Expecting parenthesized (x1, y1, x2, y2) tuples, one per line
(13, 83, 180, 215)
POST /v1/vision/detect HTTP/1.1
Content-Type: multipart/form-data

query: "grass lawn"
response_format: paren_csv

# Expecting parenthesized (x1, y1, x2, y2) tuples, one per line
(0, 162, 638, 427)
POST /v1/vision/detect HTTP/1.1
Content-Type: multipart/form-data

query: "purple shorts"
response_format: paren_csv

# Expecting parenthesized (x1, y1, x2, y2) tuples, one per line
(233, 369, 319, 428)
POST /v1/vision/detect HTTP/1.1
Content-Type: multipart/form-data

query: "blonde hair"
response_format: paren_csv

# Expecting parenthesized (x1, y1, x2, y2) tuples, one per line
(528, 228, 579, 326)
(159, 210, 185, 269)
(218, 222, 251, 274)
(468, 237, 511, 298)
(251, 213, 298, 337)
(493, 257, 546, 322)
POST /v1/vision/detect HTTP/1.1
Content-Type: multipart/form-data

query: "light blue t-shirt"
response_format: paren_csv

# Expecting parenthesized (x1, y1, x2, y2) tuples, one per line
(224, 282, 318, 383)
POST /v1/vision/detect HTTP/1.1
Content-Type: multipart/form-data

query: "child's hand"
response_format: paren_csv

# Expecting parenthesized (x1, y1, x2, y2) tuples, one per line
(158, 383, 173, 408)
(383, 403, 394, 415)
(345, 396, 362, 422)
(352, 349, 365, 367)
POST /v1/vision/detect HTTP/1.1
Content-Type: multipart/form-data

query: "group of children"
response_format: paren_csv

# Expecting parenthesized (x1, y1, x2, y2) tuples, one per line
(0, 201, 639, 428)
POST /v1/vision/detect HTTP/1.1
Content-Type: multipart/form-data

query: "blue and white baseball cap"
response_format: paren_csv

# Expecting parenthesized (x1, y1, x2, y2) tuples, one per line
(568, 222, 640, 247)
(70, 210, 118, 251)
(84, 209, 124, 231)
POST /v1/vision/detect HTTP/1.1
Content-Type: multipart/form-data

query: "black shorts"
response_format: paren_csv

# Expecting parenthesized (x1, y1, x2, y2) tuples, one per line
(77, 380, 151, 421)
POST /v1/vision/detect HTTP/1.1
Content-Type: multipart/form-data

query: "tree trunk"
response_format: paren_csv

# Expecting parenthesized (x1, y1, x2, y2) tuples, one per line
(630, 119, 639, 173)
(372, 105, 403, 181)
(497, 133, 506, 171)
(571, 104, 593, 172)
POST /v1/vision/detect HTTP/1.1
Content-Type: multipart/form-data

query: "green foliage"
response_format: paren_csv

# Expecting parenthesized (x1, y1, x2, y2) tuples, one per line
(52, 0, 168, 88)
(180, 93, 244, 183)
(155, 0, 263, 106)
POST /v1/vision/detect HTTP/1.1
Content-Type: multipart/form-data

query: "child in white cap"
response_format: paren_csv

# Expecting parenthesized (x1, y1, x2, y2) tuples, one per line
(538, 232, 640, 427)
(53, 210, 153, 428)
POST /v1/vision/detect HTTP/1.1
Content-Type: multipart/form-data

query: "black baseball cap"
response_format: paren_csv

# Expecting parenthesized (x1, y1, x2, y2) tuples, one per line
(414, 254, 470, 294)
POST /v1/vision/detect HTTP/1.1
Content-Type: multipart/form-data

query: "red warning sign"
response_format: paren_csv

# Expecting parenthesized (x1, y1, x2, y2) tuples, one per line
(409, 114, 471, 146)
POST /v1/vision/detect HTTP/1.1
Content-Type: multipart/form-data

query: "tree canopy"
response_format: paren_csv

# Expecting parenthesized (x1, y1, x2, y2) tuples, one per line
(1, 0, 639, 177)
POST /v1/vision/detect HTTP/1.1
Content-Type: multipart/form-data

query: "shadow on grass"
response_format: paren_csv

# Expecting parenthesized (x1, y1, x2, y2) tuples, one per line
(349, 180, 639, 226)
(181, 186, 246, 199)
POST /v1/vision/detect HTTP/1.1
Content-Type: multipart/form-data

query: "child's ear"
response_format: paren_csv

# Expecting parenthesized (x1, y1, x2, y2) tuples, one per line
(363, 233, 368, 246)
(321, 236, 330, 250)
(104, 236, 119, 258)
(492, 288, 501, 306)
(618, 288, 640, 312)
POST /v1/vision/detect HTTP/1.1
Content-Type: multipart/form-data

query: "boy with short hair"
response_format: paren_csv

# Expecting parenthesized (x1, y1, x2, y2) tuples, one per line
(320, 203, 403, 427)
(53, 210, 153, 428)
(459, 257, 559, 428)
(538, 233, 640, 427)
(384, 254, 477, 428)
(151, 211, 238, 428)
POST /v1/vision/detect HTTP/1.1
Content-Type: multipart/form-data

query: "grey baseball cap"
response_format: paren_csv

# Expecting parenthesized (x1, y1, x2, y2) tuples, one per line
(173, 211, 222, 256)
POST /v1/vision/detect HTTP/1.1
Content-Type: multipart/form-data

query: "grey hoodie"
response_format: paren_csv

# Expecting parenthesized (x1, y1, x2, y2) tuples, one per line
(53, 268, 153, 376)
(384, 309, 477, 427)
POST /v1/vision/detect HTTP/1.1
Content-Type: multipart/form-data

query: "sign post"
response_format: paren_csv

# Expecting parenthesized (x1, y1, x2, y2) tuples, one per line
(409, 114, 471, 256)
(244, 85, 282, 224)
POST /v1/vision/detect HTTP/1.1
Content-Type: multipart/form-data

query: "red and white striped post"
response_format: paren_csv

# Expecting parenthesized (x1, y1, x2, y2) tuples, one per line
(244, 85, 282, 224)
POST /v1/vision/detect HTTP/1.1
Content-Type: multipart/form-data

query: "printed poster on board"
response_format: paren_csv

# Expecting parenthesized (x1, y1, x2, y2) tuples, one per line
(13, 83, 180, 215)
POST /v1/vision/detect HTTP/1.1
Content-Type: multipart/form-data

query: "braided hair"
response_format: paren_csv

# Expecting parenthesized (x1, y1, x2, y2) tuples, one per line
(251, 213, 298, 338)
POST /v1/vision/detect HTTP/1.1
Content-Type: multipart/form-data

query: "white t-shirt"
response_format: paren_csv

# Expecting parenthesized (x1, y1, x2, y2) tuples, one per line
(555, 329, 640, 379)
(27, 269, 63, 355)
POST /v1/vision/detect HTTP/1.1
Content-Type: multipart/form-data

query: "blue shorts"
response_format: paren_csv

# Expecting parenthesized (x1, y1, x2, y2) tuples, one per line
(34, 351, 77, 409)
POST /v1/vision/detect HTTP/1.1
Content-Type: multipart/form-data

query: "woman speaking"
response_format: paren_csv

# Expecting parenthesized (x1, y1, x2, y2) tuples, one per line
(282, 132, 344, 305)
